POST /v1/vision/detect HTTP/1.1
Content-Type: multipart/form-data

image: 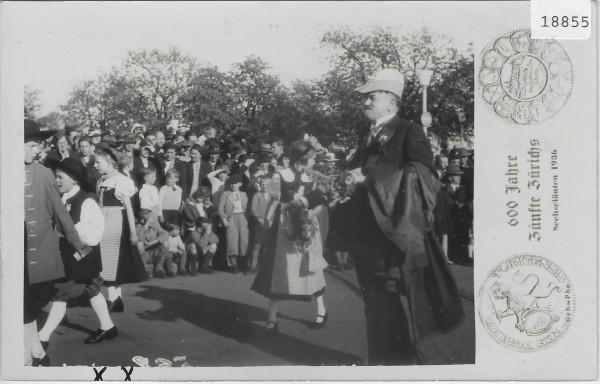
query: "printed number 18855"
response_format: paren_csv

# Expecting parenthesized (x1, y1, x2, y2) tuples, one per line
(542, 16, 590, 28)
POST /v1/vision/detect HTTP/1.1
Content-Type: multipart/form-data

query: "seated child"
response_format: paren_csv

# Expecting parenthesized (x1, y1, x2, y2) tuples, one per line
(136, 208, 175, 278)
(165, 222, 187, 276)
(185, 216, 219, 275)
(180, 186, 211, 233)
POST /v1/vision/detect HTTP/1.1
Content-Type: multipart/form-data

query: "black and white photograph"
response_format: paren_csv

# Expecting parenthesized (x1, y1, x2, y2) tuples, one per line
(2, 1, 597, 382)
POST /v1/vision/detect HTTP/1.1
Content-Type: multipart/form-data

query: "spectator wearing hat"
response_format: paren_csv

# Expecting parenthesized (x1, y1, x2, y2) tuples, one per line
(116, 131, 137, 160)
(45, 131, 81, 164)
(38, 158, 118, 346)
(203, 138, 224, 174)
(217, 173, 248, 274)
(24, 120, 92, 366)
(258, 143, 273, 155)
(174, 139, 192, 162)
(132, 139, 165, 189)
(434, 163, 464, 264)
(339, 68, 463, 365)
(131, 123, 146, 138)
(100, 133, 116, 148)
(88, 129, 102, 146)
(183, 144, 214, 200)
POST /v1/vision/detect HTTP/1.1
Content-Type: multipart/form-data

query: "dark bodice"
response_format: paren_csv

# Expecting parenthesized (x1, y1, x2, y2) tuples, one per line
(99, 187, 123, 208)
(279, 172, 314, 204)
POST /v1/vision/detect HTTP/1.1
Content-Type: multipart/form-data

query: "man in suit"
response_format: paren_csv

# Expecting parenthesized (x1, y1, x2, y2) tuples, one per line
(132, 139, 166, 188)
(77, 135, 100, 185)
(161, 142, 187, 188)
(183, 144, 216, 200)
(342, 69, 464, 365)
(203, 139, 224, 183)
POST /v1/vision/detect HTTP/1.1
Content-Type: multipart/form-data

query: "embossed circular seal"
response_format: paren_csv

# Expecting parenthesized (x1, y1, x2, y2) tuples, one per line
(478, 30, 573, 125)
(478, 254, 574, 352)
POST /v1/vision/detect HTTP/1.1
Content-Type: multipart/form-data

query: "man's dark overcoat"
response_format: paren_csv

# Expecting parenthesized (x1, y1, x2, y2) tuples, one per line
(341, 114, 464, 364)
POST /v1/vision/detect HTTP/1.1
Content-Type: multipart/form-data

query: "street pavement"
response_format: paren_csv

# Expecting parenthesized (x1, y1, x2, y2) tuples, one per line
(41, 263, 474, 367)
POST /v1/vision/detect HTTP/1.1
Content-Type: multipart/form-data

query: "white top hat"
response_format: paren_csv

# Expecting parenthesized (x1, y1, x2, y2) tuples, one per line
(355, 68, 405, 98)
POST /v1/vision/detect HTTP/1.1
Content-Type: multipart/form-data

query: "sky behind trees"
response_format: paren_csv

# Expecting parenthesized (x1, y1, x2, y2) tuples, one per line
(7, 1, 483, 115)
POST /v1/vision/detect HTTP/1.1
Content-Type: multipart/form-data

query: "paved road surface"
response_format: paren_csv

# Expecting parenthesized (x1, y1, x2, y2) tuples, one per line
(41, 264, 474, 367)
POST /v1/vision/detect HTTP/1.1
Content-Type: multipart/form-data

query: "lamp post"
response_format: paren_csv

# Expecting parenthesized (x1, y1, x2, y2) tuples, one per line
(455, 109, 466, 136)
(417, 69, 433, 135)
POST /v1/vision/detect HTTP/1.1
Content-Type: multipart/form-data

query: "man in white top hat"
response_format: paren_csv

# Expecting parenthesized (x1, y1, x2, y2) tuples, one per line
(341, 69, 464, 365)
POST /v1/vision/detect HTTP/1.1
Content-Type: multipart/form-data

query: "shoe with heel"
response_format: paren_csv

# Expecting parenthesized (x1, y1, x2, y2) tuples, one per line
(309, 313, 328, 329)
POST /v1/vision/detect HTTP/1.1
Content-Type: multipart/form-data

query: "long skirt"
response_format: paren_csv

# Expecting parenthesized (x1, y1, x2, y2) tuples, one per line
(252, 206, 328, 301)
(100, 207, 146, 284)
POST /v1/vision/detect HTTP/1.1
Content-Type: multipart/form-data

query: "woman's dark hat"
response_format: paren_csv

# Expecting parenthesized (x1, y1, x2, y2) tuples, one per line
(448, 148, 470, 160)
(115, 131, 137, 144)
(227, 173, 243, 185)
(25, 119, 56, 142)
(174, 140, 193, 149)
(47, 157, 94, 191)
(445, 164, 464, 176)
(258, 143, 273, 154)
(203, 140, 221, 155)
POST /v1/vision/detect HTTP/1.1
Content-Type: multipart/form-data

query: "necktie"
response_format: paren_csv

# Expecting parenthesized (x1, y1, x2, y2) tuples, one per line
(366, 124, 380, 147)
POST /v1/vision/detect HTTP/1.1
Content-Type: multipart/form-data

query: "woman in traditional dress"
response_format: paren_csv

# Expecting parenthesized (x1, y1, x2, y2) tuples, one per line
(251, 140, 329, 334)
(94, 148, 146, 312)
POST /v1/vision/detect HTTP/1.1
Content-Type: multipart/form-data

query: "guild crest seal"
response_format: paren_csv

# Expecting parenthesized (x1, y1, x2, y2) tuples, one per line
(478, 254, 574, 352)
(478, 30, 573, 125)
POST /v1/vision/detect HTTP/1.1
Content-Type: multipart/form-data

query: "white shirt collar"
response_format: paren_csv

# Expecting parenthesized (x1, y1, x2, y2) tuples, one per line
(61, 185, 80, 204)
(372, 113, 397, 134)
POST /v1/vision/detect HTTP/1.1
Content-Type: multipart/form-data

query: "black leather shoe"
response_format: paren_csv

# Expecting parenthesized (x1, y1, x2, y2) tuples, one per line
(84, 326, 118, 344)
(108, 297, 124, 313)
(32, 354, 50, 366)
(309, 313, 328, 329)
(41, 340, 49, 351)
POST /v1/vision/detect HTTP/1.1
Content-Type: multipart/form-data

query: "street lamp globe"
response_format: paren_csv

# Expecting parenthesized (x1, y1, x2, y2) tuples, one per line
(417, 69, 433, 87)
(421, 111, 433, 128)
